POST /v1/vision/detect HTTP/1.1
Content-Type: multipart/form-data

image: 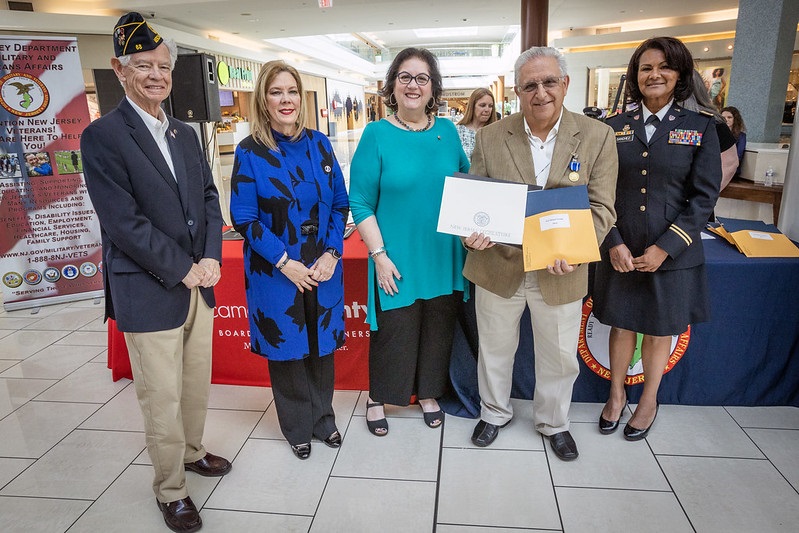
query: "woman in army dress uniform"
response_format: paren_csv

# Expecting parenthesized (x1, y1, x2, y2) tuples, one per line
(593, 37, 721, 440)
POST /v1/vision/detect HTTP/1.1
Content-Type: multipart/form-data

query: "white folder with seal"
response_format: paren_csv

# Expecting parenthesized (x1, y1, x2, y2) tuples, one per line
(436, 174, 529, 245)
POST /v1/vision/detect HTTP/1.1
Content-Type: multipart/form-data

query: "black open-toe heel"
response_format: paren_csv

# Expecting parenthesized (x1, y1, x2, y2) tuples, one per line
(291, 442, 311, 459)
(366, 401, 388, 437)
(323, 430, 342, 448)
(423, 409, 444, 428)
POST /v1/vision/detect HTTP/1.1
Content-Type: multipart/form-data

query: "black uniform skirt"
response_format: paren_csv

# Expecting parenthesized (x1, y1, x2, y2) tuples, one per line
(592, 258, 710, 337)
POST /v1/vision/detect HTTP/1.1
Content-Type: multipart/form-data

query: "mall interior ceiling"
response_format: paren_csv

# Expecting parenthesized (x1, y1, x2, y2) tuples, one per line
(2, 0, 742, 88)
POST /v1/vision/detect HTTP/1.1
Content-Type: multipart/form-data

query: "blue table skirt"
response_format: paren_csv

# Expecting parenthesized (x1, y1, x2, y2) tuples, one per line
(443, 235, 799, 418)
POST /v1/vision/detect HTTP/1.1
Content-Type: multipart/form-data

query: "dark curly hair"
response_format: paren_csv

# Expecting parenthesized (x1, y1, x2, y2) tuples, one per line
(625, 36, 694, 104)
(721, 106, 746, 138)
(380, 47, 442, 114)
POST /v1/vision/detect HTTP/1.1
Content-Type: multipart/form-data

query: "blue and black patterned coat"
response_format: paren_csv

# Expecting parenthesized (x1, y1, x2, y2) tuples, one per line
(230, 129, 349, 361)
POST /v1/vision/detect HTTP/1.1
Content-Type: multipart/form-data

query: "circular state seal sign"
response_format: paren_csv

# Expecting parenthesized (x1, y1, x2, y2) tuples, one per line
(473, 211, 490, 227)
(578, 297, 690, 385)
(0, 72, 50, 117)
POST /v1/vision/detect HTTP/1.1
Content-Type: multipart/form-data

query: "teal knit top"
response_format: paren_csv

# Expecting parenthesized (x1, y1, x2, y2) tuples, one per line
(349, 118, 470, 329)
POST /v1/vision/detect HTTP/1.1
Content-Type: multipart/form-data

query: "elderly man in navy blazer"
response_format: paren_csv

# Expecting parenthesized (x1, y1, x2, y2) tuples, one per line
(81, 12, 229, 533)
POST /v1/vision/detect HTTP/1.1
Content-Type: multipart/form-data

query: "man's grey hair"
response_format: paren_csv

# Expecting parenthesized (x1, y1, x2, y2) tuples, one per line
(117, 38, 178, 69)
(514, 46, 568, 85)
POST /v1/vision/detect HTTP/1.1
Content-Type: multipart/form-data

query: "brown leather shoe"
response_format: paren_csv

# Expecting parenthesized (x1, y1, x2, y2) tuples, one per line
(156, 496, 202, 532)
(184, 452, 232, 477)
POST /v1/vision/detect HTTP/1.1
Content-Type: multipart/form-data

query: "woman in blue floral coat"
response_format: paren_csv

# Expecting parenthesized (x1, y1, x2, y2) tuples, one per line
(230, 61, 349, 460)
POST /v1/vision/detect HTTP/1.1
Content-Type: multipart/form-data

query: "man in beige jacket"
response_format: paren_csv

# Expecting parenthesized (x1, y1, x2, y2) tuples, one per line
(463, 46, 617, 460)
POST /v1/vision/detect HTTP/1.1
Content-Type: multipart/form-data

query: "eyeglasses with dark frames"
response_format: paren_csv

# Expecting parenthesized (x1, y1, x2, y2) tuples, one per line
(397, 71, 431, 86)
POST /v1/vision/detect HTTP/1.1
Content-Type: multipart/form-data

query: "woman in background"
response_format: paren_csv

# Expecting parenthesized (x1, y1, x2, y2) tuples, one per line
(722, 106, 747, 178)
(349, 47, 470, 437)
(595, 37, 721, 441)
(230, 61, 349, 460)
(456, 88, 497, 159)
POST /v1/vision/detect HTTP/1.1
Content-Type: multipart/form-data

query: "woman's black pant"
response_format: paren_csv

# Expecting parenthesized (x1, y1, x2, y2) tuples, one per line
(267, 288, 336, 445)
(368, 292, 461, 405)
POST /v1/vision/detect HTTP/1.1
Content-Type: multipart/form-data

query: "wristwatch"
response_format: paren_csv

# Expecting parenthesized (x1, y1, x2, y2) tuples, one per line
(325, 247, 341, 260)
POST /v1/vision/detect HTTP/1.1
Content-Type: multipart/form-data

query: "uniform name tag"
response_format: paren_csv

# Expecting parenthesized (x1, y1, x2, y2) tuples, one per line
(668, 129, 702, 146)
(616, 124, 634, 143)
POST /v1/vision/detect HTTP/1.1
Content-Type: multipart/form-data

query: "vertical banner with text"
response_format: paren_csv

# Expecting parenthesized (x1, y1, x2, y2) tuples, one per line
(0, 36, 102, 310)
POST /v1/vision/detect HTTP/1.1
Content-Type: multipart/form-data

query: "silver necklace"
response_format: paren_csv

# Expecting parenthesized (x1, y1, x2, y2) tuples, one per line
(394, 113, 432, 132)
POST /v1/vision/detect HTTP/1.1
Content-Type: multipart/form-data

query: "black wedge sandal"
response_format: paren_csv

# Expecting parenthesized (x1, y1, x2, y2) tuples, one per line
(423, 409, 444, 428)
(366, 401, 389, 437)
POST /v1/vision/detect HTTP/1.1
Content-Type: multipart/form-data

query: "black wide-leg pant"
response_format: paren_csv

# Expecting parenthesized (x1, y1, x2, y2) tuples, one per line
(268, 352, 336, 446)
(267, 289, 337, 446)
(368, 292, 461, 406)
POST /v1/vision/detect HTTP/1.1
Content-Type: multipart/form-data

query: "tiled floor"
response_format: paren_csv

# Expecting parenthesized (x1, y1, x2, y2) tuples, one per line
(1, 299, 799, 532)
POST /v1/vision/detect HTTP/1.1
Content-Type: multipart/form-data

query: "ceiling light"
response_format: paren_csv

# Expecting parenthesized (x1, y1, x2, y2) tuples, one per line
(703, 47, 709, 52)
(727, 44, 733, 50)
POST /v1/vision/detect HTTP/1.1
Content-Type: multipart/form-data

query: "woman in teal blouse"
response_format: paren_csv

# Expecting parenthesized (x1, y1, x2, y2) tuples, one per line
(350, 48, 470, 437)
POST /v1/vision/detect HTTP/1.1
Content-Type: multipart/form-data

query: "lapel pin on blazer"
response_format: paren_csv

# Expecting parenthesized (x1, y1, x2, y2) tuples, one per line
(170, 129, 177, 138)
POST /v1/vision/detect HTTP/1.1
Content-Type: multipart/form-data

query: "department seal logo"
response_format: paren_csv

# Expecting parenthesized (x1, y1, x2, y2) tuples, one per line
(473, 211, 490, 227)
(24, 269, 42, 285)
(578, 297, 690, 384)
(0, 72, 50, 117)
(80, 262, 98, 277)
(43, 267, 61, 283)
(62, 264, 79, 280)
(3, 271, 23, 288)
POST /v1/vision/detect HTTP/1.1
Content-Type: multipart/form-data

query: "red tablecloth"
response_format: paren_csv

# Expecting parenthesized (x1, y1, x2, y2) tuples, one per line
(107, 229, 370, 390)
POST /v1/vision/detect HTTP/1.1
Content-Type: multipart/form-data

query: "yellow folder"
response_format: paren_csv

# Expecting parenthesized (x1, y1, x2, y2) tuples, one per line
(714, 217, 799, 258)
(706, 224, 737, 246)
(728, 229, 799, 258)
(522, 186, 600, 271)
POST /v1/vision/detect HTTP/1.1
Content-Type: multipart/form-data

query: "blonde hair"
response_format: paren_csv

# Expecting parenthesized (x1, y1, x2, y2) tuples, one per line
(458, 88, 496, 127)
(250, 60, 307, 150)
